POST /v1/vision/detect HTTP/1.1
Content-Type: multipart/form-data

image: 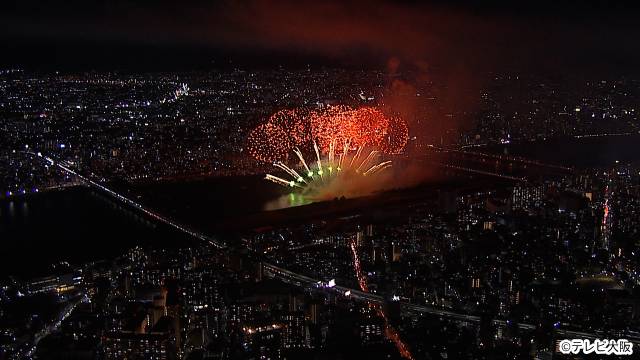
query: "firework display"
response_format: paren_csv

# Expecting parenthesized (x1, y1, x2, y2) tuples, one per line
(379, 114, 409, 154)
(247, 105, 409, 163)
(310, 106, 390, 153)
(264, 139, 393, 198)
(245, 104, 408, 199)
(267, 108, 311, 147)
(246, 123, 293, 163)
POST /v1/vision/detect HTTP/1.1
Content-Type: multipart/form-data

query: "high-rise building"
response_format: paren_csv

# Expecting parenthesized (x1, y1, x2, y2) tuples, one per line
(511, 184, 545, 211)
(103, 332, 174, 360)
(282, 312, 311, 349)
(358, 317, 384, 346)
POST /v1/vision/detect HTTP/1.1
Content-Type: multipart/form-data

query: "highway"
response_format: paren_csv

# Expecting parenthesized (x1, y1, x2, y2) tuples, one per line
(262, 263, 640, 344)
(263, 262, 482, 323)
(15, 292, 88, 359)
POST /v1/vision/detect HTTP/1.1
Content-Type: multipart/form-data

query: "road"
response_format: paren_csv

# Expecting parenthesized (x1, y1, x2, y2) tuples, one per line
(14, 292, 88, 359)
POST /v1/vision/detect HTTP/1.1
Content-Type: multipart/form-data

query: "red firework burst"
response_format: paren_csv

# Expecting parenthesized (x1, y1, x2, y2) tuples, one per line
(379, 115, 409, 154)
(267, 109, 310, 147)
(247, 105, 409, 162)
(246, 123, 292, 163)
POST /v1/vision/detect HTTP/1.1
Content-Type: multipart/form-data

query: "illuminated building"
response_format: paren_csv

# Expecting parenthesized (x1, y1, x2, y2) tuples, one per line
(358, 318, 384, 345)
(242, 323, 284, 359)
(103, 332, 174, 360)
(282, 312, 311, 349)
(511, 184, 544, 211)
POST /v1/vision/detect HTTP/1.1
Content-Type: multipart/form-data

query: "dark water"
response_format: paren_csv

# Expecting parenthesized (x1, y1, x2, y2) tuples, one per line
(122, 175, 310, 231)
(0, 176, 291, 278)
(0, 187, 193, 278)
(125, 175, 288, 218)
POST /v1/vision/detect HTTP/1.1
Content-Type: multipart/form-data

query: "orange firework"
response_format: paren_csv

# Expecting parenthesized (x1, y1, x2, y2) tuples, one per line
(266, 109, 310, 147)
(247, 105, 409, 163)
(246, 123, 292, 163)
(309, 105, 354, 152)
(379, 115, 409, 154)
(347, 107, 390, 147)
(309, 105, 403, 154)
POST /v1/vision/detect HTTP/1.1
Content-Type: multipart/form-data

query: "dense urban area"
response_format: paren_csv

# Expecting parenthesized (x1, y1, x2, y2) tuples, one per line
(1, 69, 639, 193)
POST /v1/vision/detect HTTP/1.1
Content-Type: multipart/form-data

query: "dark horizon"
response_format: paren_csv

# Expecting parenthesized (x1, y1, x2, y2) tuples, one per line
(3, 0, 640, 76)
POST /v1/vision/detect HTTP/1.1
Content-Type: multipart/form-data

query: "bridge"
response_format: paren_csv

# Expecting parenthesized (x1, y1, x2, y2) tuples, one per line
(422, 145, 573, 182)
(22, 151, 226, 250)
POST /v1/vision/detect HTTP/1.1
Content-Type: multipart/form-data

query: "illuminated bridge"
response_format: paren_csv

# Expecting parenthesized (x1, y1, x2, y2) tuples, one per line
(22, 151, 226, 249)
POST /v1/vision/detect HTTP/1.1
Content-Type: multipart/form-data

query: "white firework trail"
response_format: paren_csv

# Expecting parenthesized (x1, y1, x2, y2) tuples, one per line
(265, 139, 393, 193)
(356, 150, 379, 173)
(294, 147, 313, 177)
(265, 174, 303, 188)
(314, 141, 323, 178)
(274, 161, 306, 183)
(364, 160, 392, 176)
(338, 139, 350, 171)
(349, 146, 365, 168)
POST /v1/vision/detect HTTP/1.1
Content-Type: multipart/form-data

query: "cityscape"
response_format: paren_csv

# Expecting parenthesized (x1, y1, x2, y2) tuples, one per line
(1, 1, 640, 359)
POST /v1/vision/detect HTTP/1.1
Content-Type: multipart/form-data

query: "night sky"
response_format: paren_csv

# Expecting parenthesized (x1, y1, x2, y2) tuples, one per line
(2, 0, 640, 74)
